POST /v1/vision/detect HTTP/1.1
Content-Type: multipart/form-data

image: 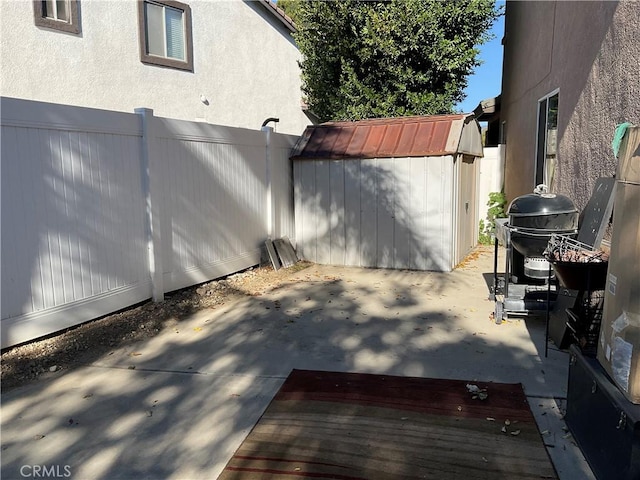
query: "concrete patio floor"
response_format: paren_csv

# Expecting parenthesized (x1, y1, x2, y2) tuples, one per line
(1, 246, 595, 480)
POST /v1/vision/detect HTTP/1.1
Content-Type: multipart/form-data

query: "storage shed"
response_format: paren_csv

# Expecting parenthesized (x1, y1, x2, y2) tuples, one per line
(290, 114, 483, 272)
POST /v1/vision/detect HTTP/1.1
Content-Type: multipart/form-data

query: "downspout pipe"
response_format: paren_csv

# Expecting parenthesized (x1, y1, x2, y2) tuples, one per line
(262, 117, 280, 128)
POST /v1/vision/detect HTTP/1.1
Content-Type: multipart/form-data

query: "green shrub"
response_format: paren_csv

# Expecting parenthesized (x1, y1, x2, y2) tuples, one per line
(478, 191, 507, 245)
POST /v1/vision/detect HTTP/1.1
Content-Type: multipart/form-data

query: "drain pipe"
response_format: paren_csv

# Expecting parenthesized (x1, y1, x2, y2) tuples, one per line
(261, 118, 280, 240)
(262, 117, 280, 128)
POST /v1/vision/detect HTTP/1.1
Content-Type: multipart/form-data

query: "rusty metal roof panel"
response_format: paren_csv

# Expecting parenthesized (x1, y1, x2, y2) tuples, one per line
(378, 123, 403, 156)
(331, 126, 355, 157)
(347, 126, 370, 155)
(360, 125, 386, 158)
(411, 122, 438, 154)
(291, 114, 479, 160)
(305, 126, 333, 157)
(394, 122, 419, 157)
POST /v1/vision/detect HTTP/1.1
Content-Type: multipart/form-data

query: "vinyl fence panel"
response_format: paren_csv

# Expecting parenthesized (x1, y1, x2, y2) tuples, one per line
(1, 100, 150, 347)
(270, 131, 298, 243)
(154, 118, 269, 292)
(1, 98, 297, 348)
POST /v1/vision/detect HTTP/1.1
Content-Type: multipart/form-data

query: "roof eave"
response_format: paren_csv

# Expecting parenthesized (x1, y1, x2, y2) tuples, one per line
(259, 0, 297, 33)
(473, 95, 501, 122)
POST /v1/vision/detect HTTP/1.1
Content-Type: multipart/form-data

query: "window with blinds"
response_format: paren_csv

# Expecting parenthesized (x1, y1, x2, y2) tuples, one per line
(138, 0, 193, 71)
(43, 0, 69, 21)
(34, 0, 80, 34)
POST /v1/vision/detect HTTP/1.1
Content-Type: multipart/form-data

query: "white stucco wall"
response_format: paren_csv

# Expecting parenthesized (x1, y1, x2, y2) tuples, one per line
(0, 0, 310, 135)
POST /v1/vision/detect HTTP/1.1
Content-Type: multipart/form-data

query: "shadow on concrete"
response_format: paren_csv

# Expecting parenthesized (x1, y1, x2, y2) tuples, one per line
(0, 258, 578, 479)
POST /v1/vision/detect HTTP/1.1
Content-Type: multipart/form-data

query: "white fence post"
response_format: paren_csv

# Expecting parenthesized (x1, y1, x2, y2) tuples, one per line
(262, 125, 274, 239)
(135, 108, 164, 301)
(1, 98, 303, 348)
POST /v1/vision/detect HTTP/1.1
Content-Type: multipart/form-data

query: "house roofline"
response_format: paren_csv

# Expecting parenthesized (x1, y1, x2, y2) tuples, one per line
(259, 0, 297, 33)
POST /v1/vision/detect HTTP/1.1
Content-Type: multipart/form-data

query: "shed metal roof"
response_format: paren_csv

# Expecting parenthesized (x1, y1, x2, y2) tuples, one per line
(290, 114, 483, 160)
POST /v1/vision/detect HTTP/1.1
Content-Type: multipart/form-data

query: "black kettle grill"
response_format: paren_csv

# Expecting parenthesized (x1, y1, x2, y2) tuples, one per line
(508, 190, 579, 279)
(493, 186, 579, 323)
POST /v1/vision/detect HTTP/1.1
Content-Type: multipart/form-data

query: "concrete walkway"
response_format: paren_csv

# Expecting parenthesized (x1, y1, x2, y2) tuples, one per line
(1, 247, 595, 480)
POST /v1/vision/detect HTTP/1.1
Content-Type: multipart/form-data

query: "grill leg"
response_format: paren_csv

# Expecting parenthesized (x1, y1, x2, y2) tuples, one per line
(491, 236, 499, 301)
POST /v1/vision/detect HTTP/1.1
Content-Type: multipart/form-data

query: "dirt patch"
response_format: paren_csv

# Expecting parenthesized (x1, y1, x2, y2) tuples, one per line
(1, 262, 312, 393)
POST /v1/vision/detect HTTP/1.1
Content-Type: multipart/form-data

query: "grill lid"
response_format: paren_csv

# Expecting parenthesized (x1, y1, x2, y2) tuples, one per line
(508, 192, 578, 218)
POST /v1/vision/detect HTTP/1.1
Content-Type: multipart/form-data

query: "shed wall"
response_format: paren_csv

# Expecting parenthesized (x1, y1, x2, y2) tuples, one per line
(294, 156, 456, 271)
(455, 155, 479, 263)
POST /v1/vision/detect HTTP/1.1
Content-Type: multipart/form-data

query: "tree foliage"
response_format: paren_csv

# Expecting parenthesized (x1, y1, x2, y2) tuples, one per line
(276, 0, 302, 25)
(293, 0, 500, 122)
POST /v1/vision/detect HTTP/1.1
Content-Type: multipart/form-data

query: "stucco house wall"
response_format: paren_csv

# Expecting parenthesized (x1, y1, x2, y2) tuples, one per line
(501, 0, 640, 210)
(0, 0, 310, 135)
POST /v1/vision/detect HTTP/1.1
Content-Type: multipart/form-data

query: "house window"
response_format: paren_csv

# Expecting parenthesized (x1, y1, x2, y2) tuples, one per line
(535, 91, 559, 189)
(138, 0, 193, 72)
(33, 0, 80, 34)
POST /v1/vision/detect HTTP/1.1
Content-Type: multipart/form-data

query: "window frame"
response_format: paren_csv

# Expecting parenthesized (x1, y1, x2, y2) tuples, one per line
(137, 0, 193, 72)
(534, 89, 559, 190)
(33, 0, 80, 34)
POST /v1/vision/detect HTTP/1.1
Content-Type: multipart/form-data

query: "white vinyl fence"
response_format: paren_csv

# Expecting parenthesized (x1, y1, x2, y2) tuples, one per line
(1, 98, 297, 348)
(477, 145, 505, 226)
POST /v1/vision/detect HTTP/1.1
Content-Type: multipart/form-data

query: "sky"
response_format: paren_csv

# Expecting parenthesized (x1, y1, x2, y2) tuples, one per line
(455, 8, 505, 114)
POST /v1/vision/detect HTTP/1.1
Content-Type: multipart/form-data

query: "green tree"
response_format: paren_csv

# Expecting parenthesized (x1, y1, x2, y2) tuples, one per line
(294, 0, 500, 122)
(276, 0, 302, 25)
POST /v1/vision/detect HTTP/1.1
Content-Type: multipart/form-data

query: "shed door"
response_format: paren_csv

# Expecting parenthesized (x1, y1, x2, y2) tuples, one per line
(456, 155, 478, 264)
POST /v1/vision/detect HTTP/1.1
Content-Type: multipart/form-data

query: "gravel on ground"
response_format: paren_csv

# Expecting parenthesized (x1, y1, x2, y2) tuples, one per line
(1, 262, 312, 393)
